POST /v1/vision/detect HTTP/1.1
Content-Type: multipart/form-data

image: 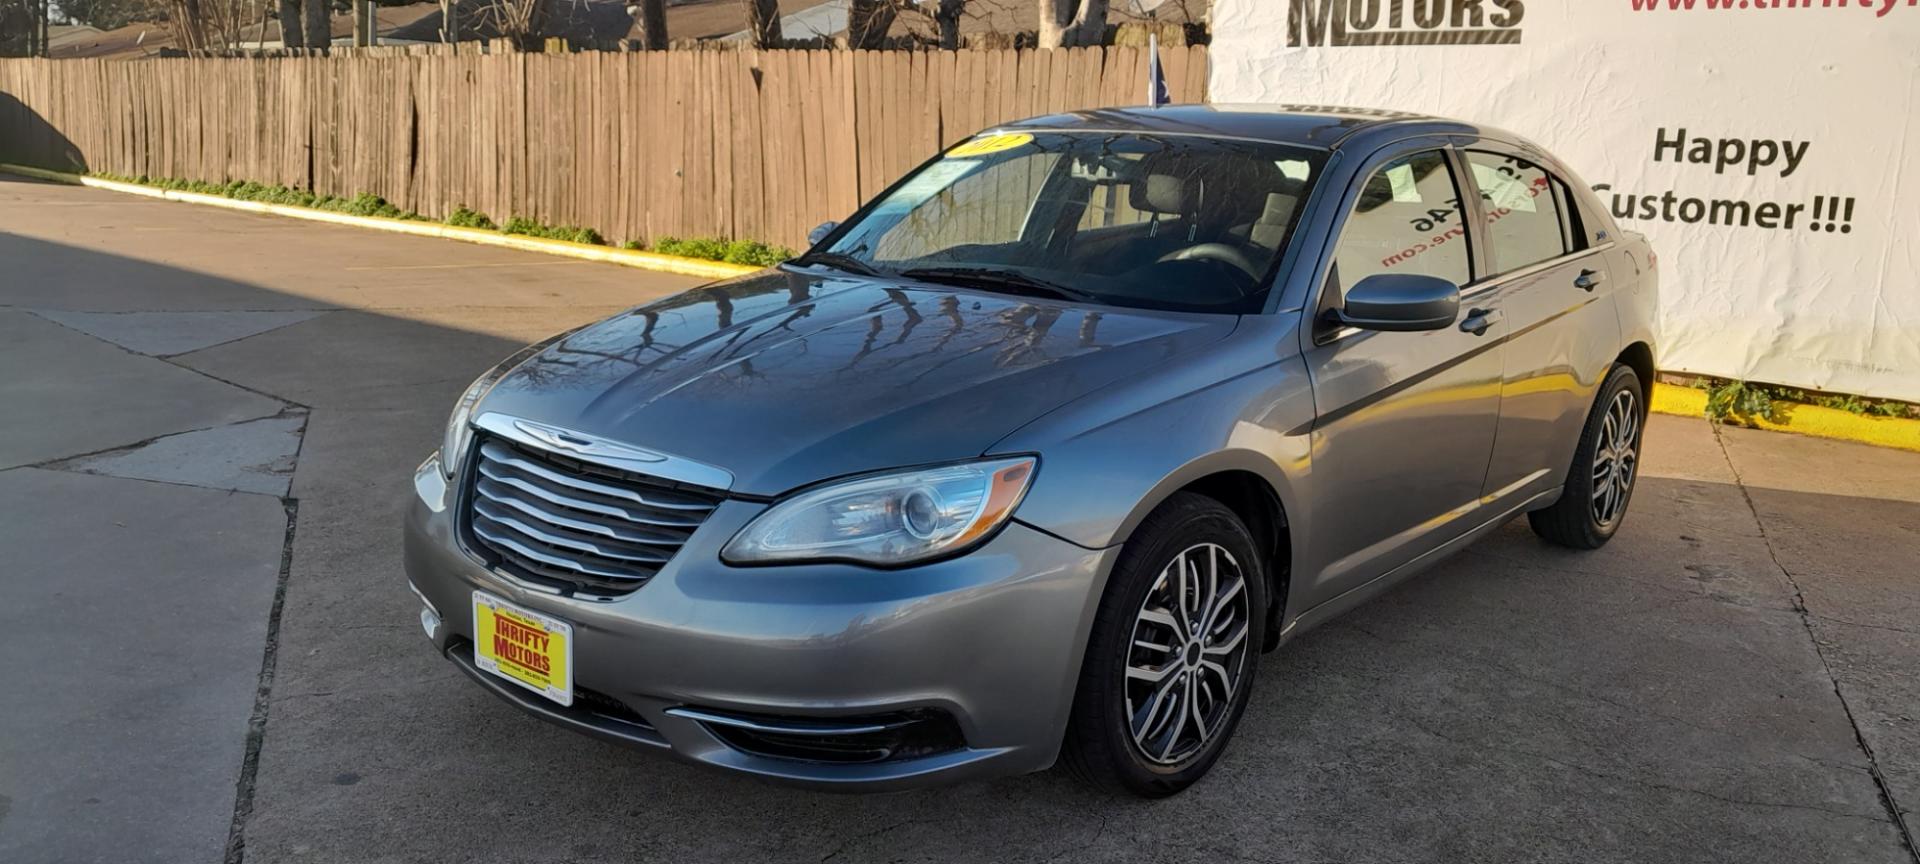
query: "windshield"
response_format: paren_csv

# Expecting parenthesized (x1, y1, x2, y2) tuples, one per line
(810, 131, 1326, 313)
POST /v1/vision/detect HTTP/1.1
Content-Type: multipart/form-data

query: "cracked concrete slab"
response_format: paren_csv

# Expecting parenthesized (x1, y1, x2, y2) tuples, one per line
(0, 311, 286, 469)
(171, 306, 633, 414)
(1715, 425, 1920, 847)
(0, 468, 288, 864)
(32, 309, 328, 357)
(52, 413, 307, 496)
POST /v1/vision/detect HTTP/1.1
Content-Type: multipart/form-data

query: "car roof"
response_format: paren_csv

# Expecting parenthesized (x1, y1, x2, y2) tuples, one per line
(996, 104, 1490, 150)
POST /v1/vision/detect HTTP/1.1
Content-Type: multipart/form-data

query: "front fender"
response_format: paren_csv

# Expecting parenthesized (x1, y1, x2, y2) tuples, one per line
(992, 322, 1315, 555)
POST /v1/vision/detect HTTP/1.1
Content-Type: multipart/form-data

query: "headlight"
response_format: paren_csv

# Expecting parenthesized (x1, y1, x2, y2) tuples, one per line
(722, 457, 1037, 566)
(440, 368, 505, 479)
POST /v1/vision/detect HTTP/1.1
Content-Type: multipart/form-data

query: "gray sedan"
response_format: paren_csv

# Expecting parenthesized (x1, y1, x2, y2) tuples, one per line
(403, 105, 1659, 797)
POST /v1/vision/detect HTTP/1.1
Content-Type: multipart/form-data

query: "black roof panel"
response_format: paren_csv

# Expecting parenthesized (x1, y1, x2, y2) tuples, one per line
(997, 104, 1478, 148)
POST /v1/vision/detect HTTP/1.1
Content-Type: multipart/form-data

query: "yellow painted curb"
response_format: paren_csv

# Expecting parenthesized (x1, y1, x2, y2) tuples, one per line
(1651, 384, 1920, 454)
(0, 164, 761, 281)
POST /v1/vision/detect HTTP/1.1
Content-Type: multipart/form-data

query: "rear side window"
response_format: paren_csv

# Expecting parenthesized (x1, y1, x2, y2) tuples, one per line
(1329, 149, 1473, 297)
(1466, 151, 1573, 274)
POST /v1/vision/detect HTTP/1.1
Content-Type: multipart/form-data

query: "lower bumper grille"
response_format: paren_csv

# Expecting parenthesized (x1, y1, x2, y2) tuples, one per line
(668, 706, 968, 765)
(462, 433, 725, 595)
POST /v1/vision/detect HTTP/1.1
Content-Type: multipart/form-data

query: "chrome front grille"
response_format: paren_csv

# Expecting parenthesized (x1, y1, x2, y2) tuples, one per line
(464, 435, 725, 594)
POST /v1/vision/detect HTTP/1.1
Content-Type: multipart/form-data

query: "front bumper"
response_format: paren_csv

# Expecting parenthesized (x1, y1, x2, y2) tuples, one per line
(403, 454, 1115, 791)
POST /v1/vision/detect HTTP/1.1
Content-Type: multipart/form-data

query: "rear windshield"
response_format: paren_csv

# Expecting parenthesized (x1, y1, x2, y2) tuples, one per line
(817, 131, 1326, 314)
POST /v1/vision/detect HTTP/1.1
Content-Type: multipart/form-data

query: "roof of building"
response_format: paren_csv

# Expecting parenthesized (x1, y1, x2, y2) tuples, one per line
(46, 23, 175, 59)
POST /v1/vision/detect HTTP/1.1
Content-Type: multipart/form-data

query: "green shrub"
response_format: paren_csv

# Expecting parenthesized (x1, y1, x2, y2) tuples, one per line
(550, 225, 603, 245)
(722, 239, 793, 267)
(647, 235, 791, 266)
(341, 192, 403, 218)
(1704, 379, 1775, 424)
(446, 205, 496, 230)
(1816, 394, 1869, 415)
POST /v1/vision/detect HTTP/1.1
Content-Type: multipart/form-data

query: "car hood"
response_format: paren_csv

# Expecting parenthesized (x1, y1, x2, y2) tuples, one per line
(476, 268, 1237, 495)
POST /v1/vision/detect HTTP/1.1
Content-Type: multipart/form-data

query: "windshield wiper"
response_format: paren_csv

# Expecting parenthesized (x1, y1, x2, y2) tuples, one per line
(899, 266, 1098, 304)
(790, 251, 881, 276)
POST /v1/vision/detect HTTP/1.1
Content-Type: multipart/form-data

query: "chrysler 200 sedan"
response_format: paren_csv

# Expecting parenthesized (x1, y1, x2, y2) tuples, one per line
(404, 106, 1659, 797)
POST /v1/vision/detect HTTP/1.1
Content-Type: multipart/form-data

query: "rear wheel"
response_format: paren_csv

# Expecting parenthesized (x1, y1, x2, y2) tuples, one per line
(1529, 363, 1645, 548)
(1062, 492, 1266, 797)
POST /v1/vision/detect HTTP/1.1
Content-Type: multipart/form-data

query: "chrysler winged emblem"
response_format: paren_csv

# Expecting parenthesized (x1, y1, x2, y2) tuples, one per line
(511, 419, 668, 464)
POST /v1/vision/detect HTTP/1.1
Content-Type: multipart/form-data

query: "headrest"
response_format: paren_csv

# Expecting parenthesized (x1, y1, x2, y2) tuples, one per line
(1257, 190, 1299, 226)
(1135, 173, 1194, 215)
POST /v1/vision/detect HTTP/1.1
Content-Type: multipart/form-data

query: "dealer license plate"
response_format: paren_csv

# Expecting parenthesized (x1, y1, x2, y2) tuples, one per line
(472, 591, 573, 707)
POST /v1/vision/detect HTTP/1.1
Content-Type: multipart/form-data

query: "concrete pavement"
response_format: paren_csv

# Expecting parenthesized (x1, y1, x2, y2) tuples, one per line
(1, 174, 1914, 864)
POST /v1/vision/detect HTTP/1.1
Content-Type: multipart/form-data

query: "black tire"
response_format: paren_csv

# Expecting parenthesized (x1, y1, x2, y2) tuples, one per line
(1062, 492, 1267, 797)
(1529, 363, 1646, 549)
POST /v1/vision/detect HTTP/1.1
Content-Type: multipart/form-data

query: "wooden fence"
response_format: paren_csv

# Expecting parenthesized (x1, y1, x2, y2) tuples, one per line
(0, 46, 1208, 248)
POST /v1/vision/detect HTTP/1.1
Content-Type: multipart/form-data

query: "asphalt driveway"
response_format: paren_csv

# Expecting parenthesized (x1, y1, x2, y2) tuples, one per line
(2, 175, 1915, 864)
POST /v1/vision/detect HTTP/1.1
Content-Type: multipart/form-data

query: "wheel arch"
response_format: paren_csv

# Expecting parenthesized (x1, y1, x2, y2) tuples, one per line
(1180, 470, 1292, 653)
(1616, 341, 1655, 394)
(1109, 453, 1298, 654)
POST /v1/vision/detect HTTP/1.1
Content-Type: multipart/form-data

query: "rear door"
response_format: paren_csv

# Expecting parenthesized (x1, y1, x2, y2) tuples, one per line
(1457, 145, 1622, 506)
(1297, 142, 1504, 605)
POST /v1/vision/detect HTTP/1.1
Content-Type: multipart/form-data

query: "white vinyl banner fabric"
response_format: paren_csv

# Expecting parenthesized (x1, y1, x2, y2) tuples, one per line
(1208, 0, 1920, 401)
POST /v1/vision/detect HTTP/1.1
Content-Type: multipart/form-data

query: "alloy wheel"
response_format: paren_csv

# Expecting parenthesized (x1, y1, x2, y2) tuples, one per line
(1123, 542, 1252, 766)
(1591, 388, 1640, 526)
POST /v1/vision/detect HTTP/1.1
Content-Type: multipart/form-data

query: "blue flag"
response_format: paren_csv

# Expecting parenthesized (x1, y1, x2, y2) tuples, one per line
(1147, 33, 1170, 107)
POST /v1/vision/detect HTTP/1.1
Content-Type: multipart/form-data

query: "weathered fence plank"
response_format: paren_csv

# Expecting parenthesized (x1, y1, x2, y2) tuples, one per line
(0, 47, 1208, 249)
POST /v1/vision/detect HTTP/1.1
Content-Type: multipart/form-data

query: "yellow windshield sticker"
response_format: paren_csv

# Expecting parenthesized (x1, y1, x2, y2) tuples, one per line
(947, 133, 1034, 158)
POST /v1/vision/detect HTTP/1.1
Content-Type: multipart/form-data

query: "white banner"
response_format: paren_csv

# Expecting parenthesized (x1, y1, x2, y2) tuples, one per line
(1209, 0, 1920, 401)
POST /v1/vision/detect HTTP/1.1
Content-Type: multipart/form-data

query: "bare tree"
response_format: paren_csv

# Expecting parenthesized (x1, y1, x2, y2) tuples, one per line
(631, 0, 664, 49)
(931, 0, 963, 49)
(845, 0, 895, 48)
(1037, 0, 1104, 47)
(302, 0, 325, 49)
(743, 0, 778, 48)
(845, 0, 967, 49)
(0, 0, 30, 56)
(162, 0, 210, 50)
(476, 0, 551, 46)
(275, 0, 303, 47)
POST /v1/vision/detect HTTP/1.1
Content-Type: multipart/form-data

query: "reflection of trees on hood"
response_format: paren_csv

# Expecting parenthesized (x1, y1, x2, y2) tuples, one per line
(495, 274, 808, 391)
(491, 271, 1113, 400)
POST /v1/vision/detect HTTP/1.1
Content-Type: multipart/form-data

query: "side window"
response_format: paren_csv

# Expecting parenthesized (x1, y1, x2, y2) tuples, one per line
(1466, 151, 1570, 274)
(1329, 150, 1472, 299)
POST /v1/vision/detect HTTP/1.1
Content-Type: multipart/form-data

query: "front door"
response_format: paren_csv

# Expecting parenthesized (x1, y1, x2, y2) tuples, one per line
(1298, 145, 1504, 605)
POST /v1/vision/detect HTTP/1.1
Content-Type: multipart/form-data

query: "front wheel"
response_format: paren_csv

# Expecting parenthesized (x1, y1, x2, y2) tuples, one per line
(1529, 363, 1646, 548)
(1061, 492, 1267, 797)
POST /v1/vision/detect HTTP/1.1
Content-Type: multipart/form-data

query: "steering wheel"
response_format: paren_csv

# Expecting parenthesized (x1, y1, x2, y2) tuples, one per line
(1157, 243, 1258, 278)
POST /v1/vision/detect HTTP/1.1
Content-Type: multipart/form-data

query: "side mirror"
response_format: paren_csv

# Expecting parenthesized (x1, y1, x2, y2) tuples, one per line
(807, 221, 839, 246)
(1332, 273, 1460, 332)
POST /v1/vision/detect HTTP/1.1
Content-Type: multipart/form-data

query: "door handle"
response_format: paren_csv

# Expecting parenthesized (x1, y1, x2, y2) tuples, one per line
(1459, 308, 1503, 335)
(1575, 269, 1606, 291)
